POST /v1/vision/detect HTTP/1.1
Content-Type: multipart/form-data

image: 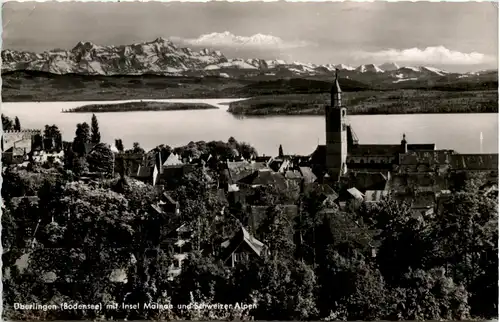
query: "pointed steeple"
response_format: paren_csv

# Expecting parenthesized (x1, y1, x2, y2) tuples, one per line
(331, 69, 342, 108)
(332, 69, 342, 94)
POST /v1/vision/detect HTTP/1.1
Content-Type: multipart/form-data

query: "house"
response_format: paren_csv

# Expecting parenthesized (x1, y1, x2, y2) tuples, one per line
(159, 192, 180, 214)
(238, 169, 288, 190)
(336, 187, 364, 209)
(2, 147, 26, 164)
(345, 171, 390, 193)
(298, 166, 317, 184)
(364, 190, 389, 203)
(225, 161, 268, 184)
(303, 182, 339, 206)
(227, 184, 245, 205)
(220, 226, 266, 267)
(163, 153, 183, 166)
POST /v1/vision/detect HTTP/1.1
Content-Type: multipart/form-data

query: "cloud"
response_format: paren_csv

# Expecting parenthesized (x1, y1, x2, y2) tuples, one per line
(354, 46, 494, 65)
(170, 32, 312, 49)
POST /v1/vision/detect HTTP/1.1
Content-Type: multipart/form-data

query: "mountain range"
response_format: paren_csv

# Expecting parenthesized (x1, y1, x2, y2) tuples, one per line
(1, 38, 497, 85)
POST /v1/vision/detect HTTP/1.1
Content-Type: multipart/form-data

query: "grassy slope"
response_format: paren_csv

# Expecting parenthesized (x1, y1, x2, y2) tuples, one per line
(227, 90, 499, 115)
(1, 70, 498, 115)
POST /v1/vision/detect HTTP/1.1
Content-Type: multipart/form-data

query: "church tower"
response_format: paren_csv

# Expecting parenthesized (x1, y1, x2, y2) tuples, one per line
(325, 70, 348, 180)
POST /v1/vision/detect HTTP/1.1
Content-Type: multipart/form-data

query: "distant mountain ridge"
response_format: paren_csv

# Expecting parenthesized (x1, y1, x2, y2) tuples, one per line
(1, 38, 497, 84)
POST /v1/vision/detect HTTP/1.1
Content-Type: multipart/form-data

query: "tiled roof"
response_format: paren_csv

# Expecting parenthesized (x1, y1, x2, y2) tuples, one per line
(285, 170, 302, 180)
(255, 156, 272, 163)
(350, 144, 402, 156)
(163, 153, 183, 166)
(221, 226, 265, 260)
(136, 165, 153, 178)
(347, 187, 365, 200)
(226, 161, 267, 183)
(299, 167, 317, 183)
(238, 170, 288, 190)
(304, 182, 338, 198)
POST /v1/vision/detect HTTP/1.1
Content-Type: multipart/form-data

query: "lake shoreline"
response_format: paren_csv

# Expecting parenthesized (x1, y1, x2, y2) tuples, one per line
(226, 110, 500, 116)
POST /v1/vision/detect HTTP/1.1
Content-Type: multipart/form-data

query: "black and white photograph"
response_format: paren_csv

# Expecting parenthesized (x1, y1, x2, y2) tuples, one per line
(1, 1, 498, 320)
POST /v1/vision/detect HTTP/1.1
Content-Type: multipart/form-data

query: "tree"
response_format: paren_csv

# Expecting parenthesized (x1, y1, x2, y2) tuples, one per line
(87, 143, 114, 175)
(387, 268, 470, 320)
(258, 205, 295, 260)
(73, 122, 91, 155)
(317, 248, 388, 320)
(431, 188, 498, 317)
(72, 157, 89, 176)
(44, 125, 63, 151)
(239, 258, 318, 320)
(129, 142, 144, 154)
(2, 114, 14, 131)
(278, 144, 284, 157)
(238, 142, 258, 160)
(14, 116, 21, 131)
(115, 139, 124, 152)
(90, 114, 101, 144)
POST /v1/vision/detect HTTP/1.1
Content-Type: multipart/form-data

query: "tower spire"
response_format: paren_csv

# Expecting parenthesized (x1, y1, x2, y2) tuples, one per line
(331, 69, 342, 107)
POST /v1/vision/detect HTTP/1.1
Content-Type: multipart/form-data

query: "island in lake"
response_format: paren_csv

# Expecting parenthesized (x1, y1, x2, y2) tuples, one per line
(63, 101, 218, 113)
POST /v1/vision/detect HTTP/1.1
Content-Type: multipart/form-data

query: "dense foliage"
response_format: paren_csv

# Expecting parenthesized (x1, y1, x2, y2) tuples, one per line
(2, 141, 498, 321)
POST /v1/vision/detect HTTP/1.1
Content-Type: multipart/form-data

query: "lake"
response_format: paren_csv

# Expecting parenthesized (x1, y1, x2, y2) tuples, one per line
(2, 98, 498, 156)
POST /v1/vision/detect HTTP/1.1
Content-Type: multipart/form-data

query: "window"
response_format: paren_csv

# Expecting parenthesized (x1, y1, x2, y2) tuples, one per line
(342, 109, 346, 117)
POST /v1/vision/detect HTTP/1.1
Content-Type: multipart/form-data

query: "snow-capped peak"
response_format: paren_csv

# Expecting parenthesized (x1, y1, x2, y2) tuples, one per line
(334, 64, 355, 71)
(420, 66, 447, 76)
(356, 64, 384, 73)
(379, 62, 400, 71)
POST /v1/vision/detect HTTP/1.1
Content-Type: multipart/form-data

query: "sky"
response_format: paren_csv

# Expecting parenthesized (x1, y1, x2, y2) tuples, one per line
(2, 1, 498, 72)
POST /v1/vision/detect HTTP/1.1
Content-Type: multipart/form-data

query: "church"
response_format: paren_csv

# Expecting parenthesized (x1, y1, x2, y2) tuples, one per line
(309, 72, 498, 198)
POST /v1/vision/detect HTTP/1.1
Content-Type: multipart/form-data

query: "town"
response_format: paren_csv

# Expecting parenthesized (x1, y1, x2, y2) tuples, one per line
(2, 73, 498, 321)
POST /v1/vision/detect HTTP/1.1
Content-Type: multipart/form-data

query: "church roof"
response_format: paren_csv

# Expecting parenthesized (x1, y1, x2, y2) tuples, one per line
(350, 144, 402, 156)
(407, 144, 436, 151)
